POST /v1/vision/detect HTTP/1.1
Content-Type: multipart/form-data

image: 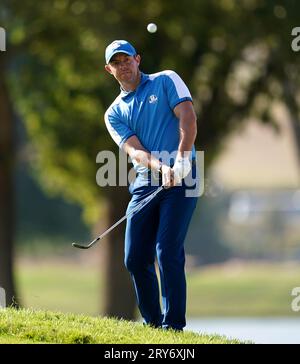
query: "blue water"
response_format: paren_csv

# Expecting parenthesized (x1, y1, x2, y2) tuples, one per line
(186, 317, 300, 344)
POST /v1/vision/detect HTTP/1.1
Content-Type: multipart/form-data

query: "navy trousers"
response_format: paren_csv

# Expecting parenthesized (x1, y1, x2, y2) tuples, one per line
(124, 180, 198, 330)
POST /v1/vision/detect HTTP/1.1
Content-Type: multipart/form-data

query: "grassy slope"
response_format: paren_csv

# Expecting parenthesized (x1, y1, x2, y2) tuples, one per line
(0, 308, 242, 344)
(16, 260, 300, 317)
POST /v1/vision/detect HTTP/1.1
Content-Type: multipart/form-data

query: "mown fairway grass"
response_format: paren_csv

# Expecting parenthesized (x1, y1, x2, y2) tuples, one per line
(187, 261, 300, 316)
(16, 259, 300, 317)
(0, 308, 242, 344)
(17, 260, 100, 315)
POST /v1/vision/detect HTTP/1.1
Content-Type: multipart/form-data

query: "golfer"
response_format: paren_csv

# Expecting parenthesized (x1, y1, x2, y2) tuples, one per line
(104, 40, 198, 331)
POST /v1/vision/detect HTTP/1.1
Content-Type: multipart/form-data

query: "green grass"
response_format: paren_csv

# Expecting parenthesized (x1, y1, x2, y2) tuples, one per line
(187, 261, 300, 316)
(16, 260, 100, 315)
(0, 308, 242, 344)
(16, 259, 300, 317)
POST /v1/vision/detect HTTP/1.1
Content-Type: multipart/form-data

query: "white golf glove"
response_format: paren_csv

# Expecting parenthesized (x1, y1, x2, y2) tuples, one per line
(172, 156, 191, 184)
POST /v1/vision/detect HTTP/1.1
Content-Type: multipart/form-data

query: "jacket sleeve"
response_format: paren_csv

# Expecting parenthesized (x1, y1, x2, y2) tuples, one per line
(104, 109, 136, 148)
(163, 70, 193, 110)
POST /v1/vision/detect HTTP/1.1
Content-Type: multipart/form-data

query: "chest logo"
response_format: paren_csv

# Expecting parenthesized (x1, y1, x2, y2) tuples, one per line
(149, 94, 158, 104)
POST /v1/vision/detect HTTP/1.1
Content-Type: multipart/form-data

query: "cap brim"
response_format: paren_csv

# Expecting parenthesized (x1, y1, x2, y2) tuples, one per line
(106, 50, 135, 64)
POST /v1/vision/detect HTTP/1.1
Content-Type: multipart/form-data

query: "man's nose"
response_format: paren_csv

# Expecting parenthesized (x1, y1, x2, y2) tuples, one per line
(119, 61, 128, 69)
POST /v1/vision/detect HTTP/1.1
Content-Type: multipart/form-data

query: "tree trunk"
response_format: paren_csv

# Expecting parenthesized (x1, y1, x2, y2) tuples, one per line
(0, 58, 18, 307)
(289, 115, 300, 172)
(284, 80, 300, 175)
(101, 186, 136, 320)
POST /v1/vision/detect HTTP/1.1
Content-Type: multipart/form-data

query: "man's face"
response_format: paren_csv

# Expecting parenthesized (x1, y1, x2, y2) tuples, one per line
(105, 53, 141, 84)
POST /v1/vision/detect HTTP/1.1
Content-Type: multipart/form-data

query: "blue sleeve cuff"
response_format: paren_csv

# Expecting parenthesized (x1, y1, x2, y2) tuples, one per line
(119, 132, 136, 148)
(171, 97, 193, 110)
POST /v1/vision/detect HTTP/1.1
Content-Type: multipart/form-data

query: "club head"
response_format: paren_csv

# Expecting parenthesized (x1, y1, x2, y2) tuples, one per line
(72, 243, 90, 249)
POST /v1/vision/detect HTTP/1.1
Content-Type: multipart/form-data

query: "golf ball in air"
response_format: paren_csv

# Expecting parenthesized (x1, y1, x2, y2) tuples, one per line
(147, 23, 157, 33)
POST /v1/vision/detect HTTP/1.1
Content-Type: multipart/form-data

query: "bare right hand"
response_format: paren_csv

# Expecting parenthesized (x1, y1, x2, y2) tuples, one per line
(161, 164, 175, 188)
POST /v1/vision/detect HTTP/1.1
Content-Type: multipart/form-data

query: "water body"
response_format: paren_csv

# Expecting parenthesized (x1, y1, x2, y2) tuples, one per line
(186, 317, 300, 344)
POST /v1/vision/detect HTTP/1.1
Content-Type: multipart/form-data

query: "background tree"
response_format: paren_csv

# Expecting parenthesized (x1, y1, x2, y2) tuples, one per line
(0, 52, 17, 306)
(0, 0, 299, 315)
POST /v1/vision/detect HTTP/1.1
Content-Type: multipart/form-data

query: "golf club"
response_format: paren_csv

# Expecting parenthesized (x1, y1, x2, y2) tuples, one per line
(72, 185, 165, 249)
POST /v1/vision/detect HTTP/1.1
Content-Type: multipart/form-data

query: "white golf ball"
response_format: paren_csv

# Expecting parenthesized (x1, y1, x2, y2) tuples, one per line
(147, 23, 157, 33)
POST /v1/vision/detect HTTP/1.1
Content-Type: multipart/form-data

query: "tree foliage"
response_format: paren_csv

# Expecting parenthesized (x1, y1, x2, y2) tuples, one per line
(1, 0, 299, 313)
(1, 0, 299, 223)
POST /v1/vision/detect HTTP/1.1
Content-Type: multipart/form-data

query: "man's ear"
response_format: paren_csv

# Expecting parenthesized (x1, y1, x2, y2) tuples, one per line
(135, 54, 141, 66)
(105, 64, 112, 74)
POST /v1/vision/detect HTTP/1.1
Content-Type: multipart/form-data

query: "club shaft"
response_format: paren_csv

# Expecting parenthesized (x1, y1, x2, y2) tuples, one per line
(98, 185, 164, 240)
(73, 185, 164, 249)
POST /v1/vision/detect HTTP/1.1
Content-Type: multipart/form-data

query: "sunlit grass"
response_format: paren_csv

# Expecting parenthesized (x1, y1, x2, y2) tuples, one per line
(0, 308, 242, 344)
